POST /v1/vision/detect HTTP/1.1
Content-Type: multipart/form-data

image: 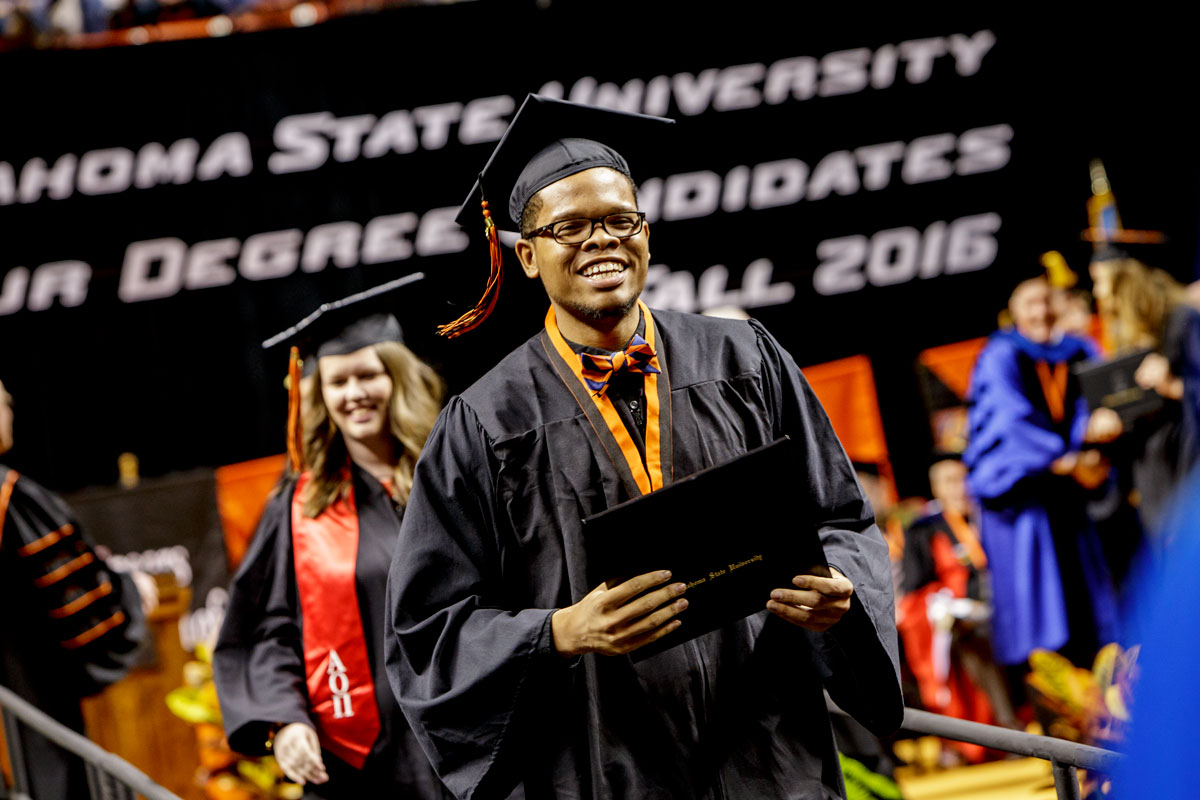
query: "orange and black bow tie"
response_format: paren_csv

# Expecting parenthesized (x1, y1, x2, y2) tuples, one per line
(579, 334, 661, 396)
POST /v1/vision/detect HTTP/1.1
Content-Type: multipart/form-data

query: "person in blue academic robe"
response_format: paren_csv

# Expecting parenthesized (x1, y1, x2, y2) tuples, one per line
(964, 276, 1118, 668)
(1114, 468, 1200, 799)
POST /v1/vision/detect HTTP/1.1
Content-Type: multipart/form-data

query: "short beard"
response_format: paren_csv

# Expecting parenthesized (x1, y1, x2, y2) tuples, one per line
(561, 293, 639, 327)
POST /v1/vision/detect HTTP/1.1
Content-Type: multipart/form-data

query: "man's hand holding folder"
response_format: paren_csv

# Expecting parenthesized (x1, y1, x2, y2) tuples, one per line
(551, 570, 688, 658)
(575, 438, 841, 661)
(767, 568, 854, 633)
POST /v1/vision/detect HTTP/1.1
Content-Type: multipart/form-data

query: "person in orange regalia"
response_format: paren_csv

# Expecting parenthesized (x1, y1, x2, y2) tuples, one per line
(1, 377, 152, 799)
(897, 454, 1016, 762)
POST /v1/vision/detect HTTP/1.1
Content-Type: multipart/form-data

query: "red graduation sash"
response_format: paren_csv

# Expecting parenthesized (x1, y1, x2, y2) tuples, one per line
(291, 472, 381, 769)
(540, 300, 673, 496)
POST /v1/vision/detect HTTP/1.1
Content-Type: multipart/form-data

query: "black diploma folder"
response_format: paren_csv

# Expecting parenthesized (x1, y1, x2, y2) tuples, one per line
(581, 437, 828, 661)
(1073, 348, 1163, 425)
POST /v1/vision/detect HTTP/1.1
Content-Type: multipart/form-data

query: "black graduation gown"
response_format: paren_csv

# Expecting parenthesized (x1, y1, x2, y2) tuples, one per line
(212, 466, 451, 799)
(0, 464, 147, 800)
(385, 310, 903, 800)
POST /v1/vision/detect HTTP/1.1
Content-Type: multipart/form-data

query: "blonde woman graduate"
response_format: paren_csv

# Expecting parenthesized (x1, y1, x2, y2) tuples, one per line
(213, 276, 451, 799)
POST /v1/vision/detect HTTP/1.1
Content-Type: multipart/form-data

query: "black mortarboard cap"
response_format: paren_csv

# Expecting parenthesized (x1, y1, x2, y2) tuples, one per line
(1088, 239, 1171, 272)
(456, 94, 675, 231)
(263, 272, 422, 375)
(440, 94, 673, 338)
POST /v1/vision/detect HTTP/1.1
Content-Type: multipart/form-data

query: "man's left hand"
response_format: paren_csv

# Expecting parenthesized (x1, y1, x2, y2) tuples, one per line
(767, 567, 853, 632)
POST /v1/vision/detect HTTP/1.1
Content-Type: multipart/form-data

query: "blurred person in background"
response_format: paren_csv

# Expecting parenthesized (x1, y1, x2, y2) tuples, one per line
(897, 454, 1017, 763)
(1, 377, 152, 799)
(212, 286, 452, 799)
(1095, 255, 1200, 527)
(853, 462, 903, 591)
(1051, 287, 1098, 344)
(1112, 467, 1200, 799)
(1043, 250, 1100, 346)
(964, 274, 1119, 676)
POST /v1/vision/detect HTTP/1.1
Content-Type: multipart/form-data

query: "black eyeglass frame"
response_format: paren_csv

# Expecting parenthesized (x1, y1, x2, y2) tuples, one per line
(524, 211, 647, 245)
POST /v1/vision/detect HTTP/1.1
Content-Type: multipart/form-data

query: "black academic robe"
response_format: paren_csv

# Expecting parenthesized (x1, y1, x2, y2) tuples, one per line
(899, 512, 985, 603)
(0, 464, 146, 800)
(385, 310, 903, 800)
(212, 467, 451, 799)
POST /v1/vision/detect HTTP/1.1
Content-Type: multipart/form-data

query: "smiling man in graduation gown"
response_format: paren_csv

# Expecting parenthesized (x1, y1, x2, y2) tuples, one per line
(384, 96, 903, 800)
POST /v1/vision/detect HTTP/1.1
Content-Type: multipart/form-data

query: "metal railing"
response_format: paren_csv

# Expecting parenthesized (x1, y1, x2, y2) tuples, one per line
(0, 684, 182, 800)
(1, 678, 1121, 800)
(828, 696, 1123, 800)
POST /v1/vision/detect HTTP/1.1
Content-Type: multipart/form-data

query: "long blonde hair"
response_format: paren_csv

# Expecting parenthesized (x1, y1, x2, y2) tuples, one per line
(299, 340, 444, 517)
(1105, 259, 1189, 353)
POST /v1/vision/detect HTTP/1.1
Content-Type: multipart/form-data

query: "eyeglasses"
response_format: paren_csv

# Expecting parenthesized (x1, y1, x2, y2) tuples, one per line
(525, 212, 646, 245)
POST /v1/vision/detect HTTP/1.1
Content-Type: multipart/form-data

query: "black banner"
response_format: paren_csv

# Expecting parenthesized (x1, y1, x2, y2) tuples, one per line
(2, 6, 1195, 495)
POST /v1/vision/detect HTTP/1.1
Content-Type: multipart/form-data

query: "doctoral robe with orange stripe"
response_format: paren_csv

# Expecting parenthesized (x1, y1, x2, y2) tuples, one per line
(0, 464, 146, 800)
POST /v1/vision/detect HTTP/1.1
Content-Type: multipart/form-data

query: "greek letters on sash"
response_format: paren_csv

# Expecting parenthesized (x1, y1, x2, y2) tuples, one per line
(327, 649, 354, 719)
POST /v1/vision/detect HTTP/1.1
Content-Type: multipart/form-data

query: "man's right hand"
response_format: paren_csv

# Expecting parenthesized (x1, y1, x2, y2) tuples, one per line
(551, 570, 687, 658)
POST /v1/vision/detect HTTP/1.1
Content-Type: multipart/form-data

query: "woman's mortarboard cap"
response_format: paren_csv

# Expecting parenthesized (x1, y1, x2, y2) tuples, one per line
(442, 94, 674, 338)
(1088, 239, 1170, 273)
(262, 272, 423, 375)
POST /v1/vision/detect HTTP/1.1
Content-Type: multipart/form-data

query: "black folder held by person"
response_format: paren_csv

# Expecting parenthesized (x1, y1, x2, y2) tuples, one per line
(1073, 348, 1163, 425)
(581, 437, 828, 661)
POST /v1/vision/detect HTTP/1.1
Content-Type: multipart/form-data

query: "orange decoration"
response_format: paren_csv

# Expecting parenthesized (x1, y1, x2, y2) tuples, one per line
(437, 200, 505, 338)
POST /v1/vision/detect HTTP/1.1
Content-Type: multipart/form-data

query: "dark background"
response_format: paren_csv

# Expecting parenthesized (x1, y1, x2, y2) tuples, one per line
(2, 5, 1195, 497)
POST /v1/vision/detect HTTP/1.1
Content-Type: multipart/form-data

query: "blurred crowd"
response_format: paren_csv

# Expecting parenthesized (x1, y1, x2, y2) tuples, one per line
(876, 244, 1200, 770)
(0, 0, 425, 48)
(1, 0, 239, 40)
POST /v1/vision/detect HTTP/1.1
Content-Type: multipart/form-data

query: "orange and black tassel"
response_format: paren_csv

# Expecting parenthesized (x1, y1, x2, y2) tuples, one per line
(437, 198, 503, 338)
(286, 346, 304, 473)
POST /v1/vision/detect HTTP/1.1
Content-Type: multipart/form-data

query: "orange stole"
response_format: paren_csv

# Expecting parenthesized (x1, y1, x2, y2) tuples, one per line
(1034, 360, 1068, 423)
(291, 473, 381, 768)
(942, 509, 987, 571)
(543, 301, 668, 495)
(0, 469, 18, 546)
